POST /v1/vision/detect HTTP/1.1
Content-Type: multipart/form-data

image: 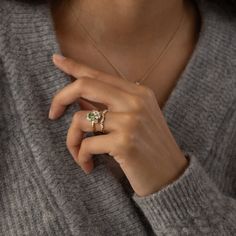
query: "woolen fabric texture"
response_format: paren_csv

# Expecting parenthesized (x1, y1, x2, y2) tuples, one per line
(0, 0, 236, 235)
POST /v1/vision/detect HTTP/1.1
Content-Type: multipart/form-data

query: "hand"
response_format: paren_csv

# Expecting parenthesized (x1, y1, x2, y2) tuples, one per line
(49, 54, 189, 197)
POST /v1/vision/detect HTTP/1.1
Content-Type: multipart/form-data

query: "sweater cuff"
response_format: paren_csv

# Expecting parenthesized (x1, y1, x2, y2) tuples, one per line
(131, 151, 220, 231)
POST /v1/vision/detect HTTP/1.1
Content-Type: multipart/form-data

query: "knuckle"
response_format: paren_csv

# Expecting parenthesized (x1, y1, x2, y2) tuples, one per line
(119, 133, 135, 147)
(111, 133, 136, 158)
(122, 112, 141, 128)
(122, 112, 134, 124)
(139, 86, 155, 98)
(130, 95, 145, 111)
(75, 77, 87, 88)
(90, 69, 102, 78)
(72, 111, 82, 123)
(119, 133, 136, 155)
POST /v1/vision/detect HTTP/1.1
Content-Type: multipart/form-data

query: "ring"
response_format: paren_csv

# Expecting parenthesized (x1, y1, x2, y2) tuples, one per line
(86, 110, 102, 133)
(100, 109, 109, 133)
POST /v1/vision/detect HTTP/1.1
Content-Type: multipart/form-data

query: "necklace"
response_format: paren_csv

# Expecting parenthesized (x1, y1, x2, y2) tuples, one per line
(67, 2, 186, 86)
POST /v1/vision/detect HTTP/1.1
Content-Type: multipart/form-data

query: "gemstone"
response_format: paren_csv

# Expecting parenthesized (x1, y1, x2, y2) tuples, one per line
(86, 110, 101, 123)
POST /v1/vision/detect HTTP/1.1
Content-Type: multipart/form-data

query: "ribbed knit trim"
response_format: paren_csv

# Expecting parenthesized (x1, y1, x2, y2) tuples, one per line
(132, 151, 236, 234)
(132, 153, 213, 225)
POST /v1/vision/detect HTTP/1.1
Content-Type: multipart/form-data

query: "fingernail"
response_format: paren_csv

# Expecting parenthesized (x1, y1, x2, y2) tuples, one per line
(84, 169, 90, 175)
(48, 107, 55, 119)
(53, 54, 65, 63)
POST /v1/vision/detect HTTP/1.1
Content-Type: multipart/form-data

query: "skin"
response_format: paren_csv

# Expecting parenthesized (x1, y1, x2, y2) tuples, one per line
(52, 0, 187, 45)
(51, 0, 201, 107)
(49, 0, 201, 196)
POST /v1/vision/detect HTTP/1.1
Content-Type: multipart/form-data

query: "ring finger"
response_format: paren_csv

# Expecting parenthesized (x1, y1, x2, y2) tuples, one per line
(66, 110, 119, 159)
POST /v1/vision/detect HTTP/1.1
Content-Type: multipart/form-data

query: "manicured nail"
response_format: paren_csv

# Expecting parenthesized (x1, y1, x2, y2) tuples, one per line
(48, 107, 55, 119)
(84, 169, 90, 175)
(52, 54, 65, 63)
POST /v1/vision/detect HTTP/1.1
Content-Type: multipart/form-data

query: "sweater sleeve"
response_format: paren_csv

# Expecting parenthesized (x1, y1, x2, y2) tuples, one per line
(132, 115, 236, 235)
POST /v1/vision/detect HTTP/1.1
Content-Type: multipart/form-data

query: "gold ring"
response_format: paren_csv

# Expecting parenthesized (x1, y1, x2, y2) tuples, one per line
(100, 109, 109, 133)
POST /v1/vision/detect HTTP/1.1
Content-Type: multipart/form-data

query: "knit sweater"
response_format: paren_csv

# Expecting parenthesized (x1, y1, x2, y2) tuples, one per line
(0, 0, 236, 235)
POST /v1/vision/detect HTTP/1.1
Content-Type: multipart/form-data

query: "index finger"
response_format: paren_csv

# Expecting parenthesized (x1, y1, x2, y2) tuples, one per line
(52, 54, 140, 94)
(49, 77, 132, 120)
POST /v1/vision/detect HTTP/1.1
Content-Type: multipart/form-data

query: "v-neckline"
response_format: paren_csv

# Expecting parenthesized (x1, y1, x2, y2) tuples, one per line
(41, 0, 227, 130)
(41, 0, 232, 179)
(45, 0, 203, 117)
(39, 0, 233, 157)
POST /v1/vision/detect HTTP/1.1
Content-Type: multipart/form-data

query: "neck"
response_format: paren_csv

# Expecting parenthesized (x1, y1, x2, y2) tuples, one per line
(51, 0, 189, 46)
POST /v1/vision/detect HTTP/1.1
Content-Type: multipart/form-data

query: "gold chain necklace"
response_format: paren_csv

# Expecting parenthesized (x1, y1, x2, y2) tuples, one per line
(67, 2, 186, 86)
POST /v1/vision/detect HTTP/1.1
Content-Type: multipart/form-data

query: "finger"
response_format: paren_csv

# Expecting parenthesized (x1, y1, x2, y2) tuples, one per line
(52, 53, 140, 94)
(76, 134, 114, 174)
(66, 110, 117, 159)
(53, 54, 99, 78)
(49, 77, 131, 119)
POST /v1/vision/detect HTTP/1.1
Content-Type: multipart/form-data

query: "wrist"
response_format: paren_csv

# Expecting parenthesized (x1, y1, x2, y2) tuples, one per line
(137, 152, 189, 197)
(161, 152, 189, 190)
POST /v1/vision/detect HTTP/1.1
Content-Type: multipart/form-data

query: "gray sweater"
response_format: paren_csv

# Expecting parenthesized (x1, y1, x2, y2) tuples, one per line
(0, 0, 236, 235)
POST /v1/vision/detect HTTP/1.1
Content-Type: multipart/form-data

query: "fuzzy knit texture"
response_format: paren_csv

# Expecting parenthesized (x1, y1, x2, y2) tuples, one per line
(0, 0, 236, 235)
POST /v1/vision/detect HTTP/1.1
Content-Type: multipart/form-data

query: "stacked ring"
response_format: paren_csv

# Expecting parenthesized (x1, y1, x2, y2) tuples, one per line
(100, 109, 108, 133)
(86, 109, 109, 133)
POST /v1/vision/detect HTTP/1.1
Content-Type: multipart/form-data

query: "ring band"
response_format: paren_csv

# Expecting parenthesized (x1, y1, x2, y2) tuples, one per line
(91, 121, 96, 133)
(100, 109, 108, 133)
